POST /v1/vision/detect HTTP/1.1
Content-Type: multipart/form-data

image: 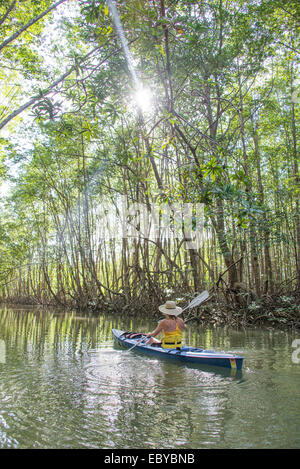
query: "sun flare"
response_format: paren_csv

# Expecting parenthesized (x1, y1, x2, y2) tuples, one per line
(133, 86, 153, 114)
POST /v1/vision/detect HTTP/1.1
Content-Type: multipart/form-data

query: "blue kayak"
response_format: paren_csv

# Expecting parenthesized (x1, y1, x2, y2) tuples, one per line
(112, 329, 244, 370)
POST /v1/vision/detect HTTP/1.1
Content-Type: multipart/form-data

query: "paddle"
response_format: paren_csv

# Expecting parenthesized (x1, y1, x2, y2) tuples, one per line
(126, 334, 148, 352)
(181, 290, 209, 313)
(126, 290, 209, 352)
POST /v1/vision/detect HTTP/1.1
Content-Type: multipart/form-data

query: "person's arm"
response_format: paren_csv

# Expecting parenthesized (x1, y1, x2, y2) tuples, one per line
(147, 320, 166, 337)
(178, 318, 186, 330)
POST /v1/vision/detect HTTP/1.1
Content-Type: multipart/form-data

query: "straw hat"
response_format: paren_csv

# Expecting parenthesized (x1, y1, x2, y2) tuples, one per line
(158, 300, 182, 316)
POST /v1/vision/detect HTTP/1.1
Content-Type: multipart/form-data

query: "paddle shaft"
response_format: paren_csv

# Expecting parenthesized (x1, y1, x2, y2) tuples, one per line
(126, 335, 148, 352)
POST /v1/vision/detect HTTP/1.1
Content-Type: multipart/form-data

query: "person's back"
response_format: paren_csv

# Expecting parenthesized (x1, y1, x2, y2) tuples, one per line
(160, 316, 184, 332)
(160, 315, 184, 349)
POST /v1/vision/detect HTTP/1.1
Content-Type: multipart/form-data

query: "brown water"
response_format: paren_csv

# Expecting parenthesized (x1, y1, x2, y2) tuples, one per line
(0, 306, 299, 449)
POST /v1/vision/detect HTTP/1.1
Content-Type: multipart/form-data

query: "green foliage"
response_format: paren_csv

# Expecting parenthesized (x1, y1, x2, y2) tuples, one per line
(0, 0, 299, 307)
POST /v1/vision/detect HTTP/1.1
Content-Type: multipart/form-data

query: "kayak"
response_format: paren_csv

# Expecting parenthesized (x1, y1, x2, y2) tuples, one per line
(112, 329, 244, 370)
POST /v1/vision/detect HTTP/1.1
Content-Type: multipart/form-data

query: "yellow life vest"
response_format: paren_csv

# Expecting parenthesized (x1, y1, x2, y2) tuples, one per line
(161, 322, 183, 349)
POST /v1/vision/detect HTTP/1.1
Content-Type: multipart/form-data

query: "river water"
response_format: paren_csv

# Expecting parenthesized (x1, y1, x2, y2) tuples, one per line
(0, 306, 299, 449)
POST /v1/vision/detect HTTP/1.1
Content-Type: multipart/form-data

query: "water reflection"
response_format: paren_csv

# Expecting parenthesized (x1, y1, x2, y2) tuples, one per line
(0, 306, 299, 449)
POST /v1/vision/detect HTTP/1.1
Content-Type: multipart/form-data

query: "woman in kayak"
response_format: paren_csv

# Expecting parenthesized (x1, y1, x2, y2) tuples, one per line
(146, 301, 185, 349)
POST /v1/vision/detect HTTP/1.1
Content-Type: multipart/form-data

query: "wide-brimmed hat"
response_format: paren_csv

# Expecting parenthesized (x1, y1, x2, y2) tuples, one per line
(159, 301, 182, 316)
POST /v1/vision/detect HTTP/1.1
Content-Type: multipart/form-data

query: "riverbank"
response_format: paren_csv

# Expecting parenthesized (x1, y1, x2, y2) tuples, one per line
(1, 288, 299, 330)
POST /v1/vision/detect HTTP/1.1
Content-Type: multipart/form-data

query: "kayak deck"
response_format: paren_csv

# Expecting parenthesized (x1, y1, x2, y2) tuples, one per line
(112, 329, 244, 370)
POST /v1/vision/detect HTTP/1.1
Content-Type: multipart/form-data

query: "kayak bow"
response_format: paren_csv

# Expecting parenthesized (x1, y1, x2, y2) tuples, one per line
(112, 329, 244, 370)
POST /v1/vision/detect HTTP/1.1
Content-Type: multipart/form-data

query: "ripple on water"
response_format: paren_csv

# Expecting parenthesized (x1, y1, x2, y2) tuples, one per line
(1, 309, 300, 449)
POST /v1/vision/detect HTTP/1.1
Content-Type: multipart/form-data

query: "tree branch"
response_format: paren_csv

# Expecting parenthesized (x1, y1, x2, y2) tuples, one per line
(0, 46, 100, 130)
(0, 0, 17, 27)
(0, 0, 68, 52)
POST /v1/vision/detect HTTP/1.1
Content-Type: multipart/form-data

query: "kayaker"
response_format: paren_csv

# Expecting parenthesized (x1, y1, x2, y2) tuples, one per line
(146, 301, 185, 349)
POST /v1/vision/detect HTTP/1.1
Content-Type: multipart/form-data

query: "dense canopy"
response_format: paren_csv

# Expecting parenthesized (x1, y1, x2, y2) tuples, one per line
(0, 0, 299, 326)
